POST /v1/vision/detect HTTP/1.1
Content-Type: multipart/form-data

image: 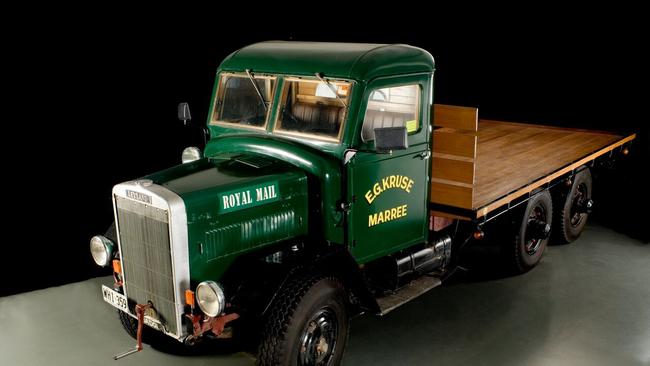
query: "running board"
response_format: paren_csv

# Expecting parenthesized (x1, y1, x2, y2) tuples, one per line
(375, 275, 442, 316)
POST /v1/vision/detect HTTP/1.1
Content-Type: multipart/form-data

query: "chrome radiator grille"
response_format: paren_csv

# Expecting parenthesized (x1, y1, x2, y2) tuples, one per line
(115, 196, 177, 335)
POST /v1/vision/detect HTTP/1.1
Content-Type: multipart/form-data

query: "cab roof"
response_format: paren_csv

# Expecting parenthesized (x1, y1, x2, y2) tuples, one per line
(218, 41, 435, 81)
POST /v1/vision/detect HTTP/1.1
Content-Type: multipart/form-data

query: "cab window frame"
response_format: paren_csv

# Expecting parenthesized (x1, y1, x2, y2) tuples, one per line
(360, 83, 422, 143)
(209, 71, 278, 131)
(272, 76, 354, 143)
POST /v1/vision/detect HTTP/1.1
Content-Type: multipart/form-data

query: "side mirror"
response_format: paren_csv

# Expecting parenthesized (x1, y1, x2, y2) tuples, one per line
(178, 102, 192, 125)
(374, 127, 408, 153)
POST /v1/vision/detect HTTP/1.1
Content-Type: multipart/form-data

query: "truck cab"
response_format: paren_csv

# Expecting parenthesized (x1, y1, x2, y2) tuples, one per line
(206, 41, 435, 262)
(91, 41, 634, 365)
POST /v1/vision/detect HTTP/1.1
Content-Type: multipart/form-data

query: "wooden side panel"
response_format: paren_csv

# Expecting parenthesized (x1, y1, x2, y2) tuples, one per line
(431, 156, 475, 184)
(429, 179, 474, 209)
(430, 104, 479, 209)
(433, 104, 478, 131)
(298, 82, 316, 95)
(433, 130, 477, 158)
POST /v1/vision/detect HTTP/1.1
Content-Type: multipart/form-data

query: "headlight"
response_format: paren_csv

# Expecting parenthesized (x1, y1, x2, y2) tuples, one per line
(181, 147, 201, 164)
(196, 281, 225, 317)
(90, 235, 115, 267)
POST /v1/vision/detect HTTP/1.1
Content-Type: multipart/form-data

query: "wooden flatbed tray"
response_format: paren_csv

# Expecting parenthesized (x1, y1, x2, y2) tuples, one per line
(429, 104, 636, 220)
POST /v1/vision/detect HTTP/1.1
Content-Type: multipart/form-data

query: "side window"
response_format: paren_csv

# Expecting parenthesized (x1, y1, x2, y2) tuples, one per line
(361, 84, 420, 142)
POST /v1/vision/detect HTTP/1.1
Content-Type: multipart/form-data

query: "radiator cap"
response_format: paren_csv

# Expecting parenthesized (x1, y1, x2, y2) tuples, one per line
(135, 179, 153, 187)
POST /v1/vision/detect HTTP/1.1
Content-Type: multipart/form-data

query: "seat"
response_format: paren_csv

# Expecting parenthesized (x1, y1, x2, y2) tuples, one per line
(288, 102, 344, 135)
(362, 109, 414, 141)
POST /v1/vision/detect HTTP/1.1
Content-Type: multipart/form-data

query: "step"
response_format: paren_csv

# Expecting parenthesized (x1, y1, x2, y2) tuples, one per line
(375, 275, 442, 316)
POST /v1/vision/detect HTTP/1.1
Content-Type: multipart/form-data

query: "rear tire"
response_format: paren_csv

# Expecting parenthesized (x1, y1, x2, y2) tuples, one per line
(510, 190, 553, 274)
(553, 169, 592, 244)
(257, 275, 349, 366)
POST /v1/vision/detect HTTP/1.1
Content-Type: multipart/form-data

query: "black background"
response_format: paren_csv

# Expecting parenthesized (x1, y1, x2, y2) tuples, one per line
(3, 9, 648, 296)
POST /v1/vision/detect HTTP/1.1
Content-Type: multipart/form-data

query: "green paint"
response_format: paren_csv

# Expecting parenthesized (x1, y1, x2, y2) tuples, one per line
(126, 42, 437, 284)
(219, 42, 434, 82)
(144, 153, 309, 282)
(218, 181, 279, 213)
(204, 135, 345, 245)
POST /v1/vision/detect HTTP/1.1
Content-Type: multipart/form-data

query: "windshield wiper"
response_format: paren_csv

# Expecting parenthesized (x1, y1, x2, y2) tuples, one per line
(245, 69, 268, 111)
(315, 72, 348, 108)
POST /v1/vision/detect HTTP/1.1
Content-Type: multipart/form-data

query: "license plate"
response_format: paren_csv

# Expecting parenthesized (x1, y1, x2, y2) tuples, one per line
(144, 316, 163, 331)
(102, 285, 128, 312)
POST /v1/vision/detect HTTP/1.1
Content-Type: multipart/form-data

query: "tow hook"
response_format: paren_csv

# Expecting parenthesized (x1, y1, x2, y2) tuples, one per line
(186, 312, 240, 341)
(113, 303, 151, 360)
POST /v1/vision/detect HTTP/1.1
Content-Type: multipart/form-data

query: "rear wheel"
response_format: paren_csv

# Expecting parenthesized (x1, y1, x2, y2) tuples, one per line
(510, 190, 553, 274)
(257, 276, 349, 366)
(553, 169, 592, 244)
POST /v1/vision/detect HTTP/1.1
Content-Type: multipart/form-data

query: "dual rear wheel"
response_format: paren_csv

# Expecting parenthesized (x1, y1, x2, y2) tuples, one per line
(509, 168, 593, 273)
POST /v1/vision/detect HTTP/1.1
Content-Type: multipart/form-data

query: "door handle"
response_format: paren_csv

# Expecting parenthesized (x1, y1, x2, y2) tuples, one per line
(418, 151, 431, 160)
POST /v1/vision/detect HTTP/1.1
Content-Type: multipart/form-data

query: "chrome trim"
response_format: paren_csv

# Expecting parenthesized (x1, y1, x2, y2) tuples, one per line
(181, 146, 202, 164)
(112, 181, 189, 341)
(90, 235, 114, 267)
(343, 149, 357, 165)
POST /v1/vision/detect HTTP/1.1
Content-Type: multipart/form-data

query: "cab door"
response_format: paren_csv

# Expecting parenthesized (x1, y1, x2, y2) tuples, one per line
(347, 74, 432, 263)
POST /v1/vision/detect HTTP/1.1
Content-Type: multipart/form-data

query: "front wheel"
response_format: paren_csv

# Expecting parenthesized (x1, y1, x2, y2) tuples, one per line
(257, 276, 349, 366)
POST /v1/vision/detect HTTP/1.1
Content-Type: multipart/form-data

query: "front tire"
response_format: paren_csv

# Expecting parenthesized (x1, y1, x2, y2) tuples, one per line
(118, 309, 142, 339)
(511, 190, 553, 274)
(118, 310, 186, 353)
(257, 276, 349, 366)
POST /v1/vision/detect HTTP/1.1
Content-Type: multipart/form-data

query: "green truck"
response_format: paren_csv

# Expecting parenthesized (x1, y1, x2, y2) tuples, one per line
(91, 42, 636, 365)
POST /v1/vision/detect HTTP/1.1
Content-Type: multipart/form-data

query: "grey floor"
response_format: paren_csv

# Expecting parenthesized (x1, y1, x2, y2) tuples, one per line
(1, 224, 648, 366)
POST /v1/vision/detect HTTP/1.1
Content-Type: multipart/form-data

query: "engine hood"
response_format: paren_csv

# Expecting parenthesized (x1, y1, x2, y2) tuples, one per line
(143, 153, 310, 282)
(145, 152, 306, 210)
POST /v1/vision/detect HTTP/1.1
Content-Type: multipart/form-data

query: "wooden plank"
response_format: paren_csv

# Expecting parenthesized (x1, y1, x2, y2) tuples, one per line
(430, 180, 474, 209)
(472, 120, 630, 211)
(475, 133, 636, 218)
(433, 104, 478, 131)
(430, 177, 473, 188)
(432, 156, 475, 184)
(433, 130, 477, 158)
(432, 152, 475, 163)
(427, 104, 637, 221)
(298, 82, 316, 95)
(480, 119, 615, 135)
(296, 94, 341, 107)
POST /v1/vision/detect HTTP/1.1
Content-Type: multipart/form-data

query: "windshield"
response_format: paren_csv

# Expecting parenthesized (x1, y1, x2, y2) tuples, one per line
(211, 73, 276, 128)
(274, 78, 352, 142)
